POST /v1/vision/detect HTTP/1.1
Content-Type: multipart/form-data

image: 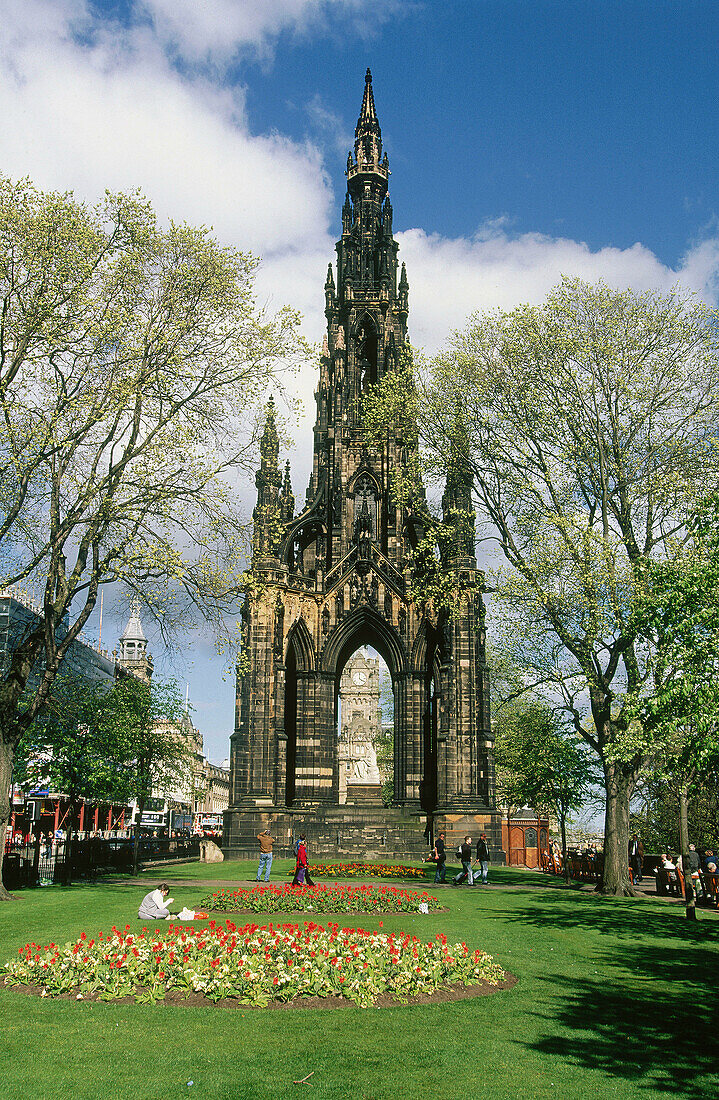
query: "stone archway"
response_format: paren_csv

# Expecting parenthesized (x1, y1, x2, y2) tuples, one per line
(283, 618, 315, 807)
(322, 605, 418, 808)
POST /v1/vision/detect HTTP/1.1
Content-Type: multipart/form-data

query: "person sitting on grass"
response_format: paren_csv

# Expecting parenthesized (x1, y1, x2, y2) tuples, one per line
(138, 883, 173, 920)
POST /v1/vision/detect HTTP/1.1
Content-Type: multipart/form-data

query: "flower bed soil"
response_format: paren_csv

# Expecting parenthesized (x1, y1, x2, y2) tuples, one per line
(8, 972, 517, 1010)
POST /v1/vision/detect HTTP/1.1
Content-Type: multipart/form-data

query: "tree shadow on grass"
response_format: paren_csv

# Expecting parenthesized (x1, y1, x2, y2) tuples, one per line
(502, 893, 719, 941)
(487, 868, 575, 888)
(506, 901, 718, 1095)
(524, 960, 717, 1095)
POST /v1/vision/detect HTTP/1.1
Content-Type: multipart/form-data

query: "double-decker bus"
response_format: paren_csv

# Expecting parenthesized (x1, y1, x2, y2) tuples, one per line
(194, 812, 223, 836)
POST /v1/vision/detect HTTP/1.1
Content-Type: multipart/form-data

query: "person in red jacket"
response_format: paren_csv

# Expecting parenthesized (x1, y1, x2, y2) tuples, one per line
(292, 834, 314, 886)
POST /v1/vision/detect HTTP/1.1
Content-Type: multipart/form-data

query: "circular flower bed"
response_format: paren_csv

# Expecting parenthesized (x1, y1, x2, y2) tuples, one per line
(4, 920, 505, 1009)
(199, 883, 441, 914)
(308, 862, 426, 879)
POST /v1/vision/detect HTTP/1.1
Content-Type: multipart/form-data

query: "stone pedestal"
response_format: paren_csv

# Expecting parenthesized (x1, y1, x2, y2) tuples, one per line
(224, 803, 504, 863)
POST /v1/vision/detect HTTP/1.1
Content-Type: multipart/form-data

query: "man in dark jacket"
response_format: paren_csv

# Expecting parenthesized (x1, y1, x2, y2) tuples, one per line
(452, 836, 473, 885)
(628, 833, 644, 882)
(475, 833, 490, 885)
(434, 832, 447, 884)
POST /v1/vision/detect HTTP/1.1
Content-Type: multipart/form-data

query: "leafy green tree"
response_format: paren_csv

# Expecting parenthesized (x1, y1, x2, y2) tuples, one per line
(13, 674, 125, 884)
(0, 175, 305, 897)
(96, 676, 192, 876)
(631, 769, 719, 854)
(364, 278, 719, 894)
(494, 697, 597, 883)
(630, 491, 719, 916)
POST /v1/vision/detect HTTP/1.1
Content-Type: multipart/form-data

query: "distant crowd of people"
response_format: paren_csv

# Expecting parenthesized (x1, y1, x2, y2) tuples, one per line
(655, 844, 717, 897)
(422, 831, 491, 886)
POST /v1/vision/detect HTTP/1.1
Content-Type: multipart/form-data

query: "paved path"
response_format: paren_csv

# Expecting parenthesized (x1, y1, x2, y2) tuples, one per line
(104, 872, 687, 903)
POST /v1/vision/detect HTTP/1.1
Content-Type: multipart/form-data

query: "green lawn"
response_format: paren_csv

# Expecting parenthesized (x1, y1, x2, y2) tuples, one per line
(1, 861, 717, 1100)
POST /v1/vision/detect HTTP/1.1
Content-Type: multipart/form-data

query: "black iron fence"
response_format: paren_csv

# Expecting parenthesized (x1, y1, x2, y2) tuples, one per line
(2, 834, 201, 890)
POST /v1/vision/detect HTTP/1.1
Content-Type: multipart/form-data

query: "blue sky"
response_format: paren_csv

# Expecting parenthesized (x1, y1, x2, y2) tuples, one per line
(3, 0, 719, 761)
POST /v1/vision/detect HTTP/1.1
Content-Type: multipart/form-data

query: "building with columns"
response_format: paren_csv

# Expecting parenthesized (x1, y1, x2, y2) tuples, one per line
(224, 71, 502, 860)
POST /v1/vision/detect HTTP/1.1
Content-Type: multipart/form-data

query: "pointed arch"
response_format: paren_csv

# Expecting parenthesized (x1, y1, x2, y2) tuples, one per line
(410, 617, 429, 674)
(285, 616, 315, 671)
(351, 311, 378, 338)
(321, 604, 405, 684)
(348, 468, 380, 495)
(353, 313, 379, 391)
(280, 516, 326, 569)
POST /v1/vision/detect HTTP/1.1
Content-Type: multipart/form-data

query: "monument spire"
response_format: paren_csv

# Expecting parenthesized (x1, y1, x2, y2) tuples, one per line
(252, 396, 282, 560)
(356, 68, 381, 141)
(226, 72, 498, 866)
(348, 69, 388, 194)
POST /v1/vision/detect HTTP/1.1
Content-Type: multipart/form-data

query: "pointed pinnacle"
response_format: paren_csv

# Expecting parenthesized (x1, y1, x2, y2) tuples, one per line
(356, 67, 380, 136)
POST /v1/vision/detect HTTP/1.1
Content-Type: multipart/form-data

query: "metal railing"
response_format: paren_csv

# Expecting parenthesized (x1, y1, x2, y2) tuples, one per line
(2, 834, 201, 889)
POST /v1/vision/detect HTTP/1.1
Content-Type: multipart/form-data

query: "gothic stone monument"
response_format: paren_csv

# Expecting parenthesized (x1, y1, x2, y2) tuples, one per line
(224, 71, 503, 861)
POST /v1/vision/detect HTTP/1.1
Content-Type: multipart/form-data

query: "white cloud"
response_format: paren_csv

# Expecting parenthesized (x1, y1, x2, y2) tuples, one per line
(138, 0, 409, 63)
(396, 225, 719, 354)
(0, 3, 334, 257)
(304, 93, 353, 156)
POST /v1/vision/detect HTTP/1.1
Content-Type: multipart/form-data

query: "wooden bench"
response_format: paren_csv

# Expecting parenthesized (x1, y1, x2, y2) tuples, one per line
(540, 850, 563, 875)
(698, 870, 719, 907)
(655, 866, 683, 896)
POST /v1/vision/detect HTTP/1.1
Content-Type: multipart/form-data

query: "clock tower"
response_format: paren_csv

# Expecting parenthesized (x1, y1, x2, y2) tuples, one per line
(224, 71, 502, 861)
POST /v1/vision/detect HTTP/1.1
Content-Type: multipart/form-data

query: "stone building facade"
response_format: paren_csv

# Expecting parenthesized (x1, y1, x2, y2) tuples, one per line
(224, 71, 502, 860)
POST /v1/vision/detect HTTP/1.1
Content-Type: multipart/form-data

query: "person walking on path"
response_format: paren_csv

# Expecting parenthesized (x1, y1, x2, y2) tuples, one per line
(475, 833, 490, 885)
(256, 828, 274, 882)
(292, 834, 311, 885)
(628, 833, 644, 882)
(452, 836, 474, 885)
(434, 831, 447, 884)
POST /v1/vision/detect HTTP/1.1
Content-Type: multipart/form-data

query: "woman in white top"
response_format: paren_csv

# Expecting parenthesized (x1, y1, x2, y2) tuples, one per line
(138, 883, 173, 919)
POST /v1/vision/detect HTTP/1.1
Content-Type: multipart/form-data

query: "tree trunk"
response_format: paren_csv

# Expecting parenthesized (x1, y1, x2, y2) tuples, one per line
(678, 780, 697, 921)
(560, 811, 570, 885)
(62, 797, 79, 888)
(0, 737, 15, 900)
(132, 793, 146, 877)
(601, 758, 637, 896)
